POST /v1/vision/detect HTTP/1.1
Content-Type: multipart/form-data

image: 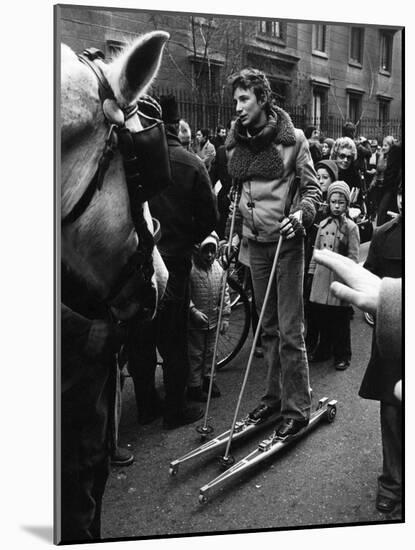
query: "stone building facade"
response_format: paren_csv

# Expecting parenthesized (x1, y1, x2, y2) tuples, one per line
(57, 6, 402, 139)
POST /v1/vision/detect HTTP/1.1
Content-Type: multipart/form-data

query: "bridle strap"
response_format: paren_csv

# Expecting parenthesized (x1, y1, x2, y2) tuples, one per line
(63, 48, 160, 307)
(78, 49, 115, 103)
(62, 170, 100, 226)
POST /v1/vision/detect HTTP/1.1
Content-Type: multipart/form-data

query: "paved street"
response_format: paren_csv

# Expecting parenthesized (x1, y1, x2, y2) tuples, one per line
(101, 241, 397, 540)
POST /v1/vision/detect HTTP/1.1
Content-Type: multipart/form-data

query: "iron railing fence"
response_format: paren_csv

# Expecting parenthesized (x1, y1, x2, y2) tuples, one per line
(152, 86, 402, 142)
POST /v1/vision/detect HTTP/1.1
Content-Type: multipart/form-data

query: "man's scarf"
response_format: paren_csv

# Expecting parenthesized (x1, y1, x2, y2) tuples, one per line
(226, 106, 296, 181)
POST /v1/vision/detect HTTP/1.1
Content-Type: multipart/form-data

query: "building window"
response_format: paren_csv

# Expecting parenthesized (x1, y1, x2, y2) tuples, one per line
(348, 93, 362, 123)
(378, 99, 391, 125)
(193, 60, 220, 96)
(380, 31, 393, 72)
(312, 87, 328, 128)
(350, 27, 364, 64)
(268, 78, 289, 108)
(258, 20, 282, 39)
(312, 24, 327, 53)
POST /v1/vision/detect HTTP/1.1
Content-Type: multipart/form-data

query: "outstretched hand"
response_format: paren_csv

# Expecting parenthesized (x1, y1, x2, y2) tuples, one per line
(313, 249, 381, 314)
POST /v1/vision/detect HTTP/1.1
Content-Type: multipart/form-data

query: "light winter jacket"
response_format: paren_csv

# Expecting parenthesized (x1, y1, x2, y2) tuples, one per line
(226, 108, 321, 242)
(309, 214, 360, 306)
(189, 259, 231, 330)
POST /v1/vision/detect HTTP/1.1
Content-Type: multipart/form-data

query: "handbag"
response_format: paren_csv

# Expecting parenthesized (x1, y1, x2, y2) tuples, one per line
(357, 218, 373, 243)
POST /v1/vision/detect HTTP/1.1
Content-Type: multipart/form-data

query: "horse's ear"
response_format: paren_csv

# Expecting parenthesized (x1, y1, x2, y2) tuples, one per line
(113, 31, 169, 105)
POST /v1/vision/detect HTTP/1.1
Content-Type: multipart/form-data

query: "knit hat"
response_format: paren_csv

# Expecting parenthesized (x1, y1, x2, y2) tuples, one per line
(315, 159, 338, 183)
(200, 231, 219, 253)
(159, 94, 180, 124)
(323, 137, 335, 148)
(327, 181, 351, 205)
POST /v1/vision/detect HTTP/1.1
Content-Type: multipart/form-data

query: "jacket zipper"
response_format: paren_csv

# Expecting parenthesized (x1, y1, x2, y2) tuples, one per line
(247, 181, 259, 238)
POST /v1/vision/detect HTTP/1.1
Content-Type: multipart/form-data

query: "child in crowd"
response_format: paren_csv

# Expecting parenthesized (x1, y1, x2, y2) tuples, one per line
(321, 138, 335, 160)
(307, 181, 360, 370)
(187, 232, 231, 402)
(304, 160, 339, 352)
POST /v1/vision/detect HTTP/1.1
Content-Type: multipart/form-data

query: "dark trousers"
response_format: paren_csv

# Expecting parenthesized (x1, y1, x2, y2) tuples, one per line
(128, 256, 192, 418)
(127, 318, 158, 417)
(308, 303, 352, 361)
(378, 401, 402, 503)
(377, 189, 398, 227)
(60, 458, 110, 543)
(216, 189, 231, 239)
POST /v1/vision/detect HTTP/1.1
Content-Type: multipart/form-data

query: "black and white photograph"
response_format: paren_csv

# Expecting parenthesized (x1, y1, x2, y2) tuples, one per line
(3, 1, 409, 548)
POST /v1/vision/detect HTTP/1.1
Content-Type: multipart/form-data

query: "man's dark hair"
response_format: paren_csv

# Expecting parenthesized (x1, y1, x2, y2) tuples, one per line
(342, 121, 356, 139)
(216, 125, 225, 134)
(165, 122, 180, 136)
(198, 128, 210, 140)
(228, 68, 273, 112)
(304, 125, 317, 139)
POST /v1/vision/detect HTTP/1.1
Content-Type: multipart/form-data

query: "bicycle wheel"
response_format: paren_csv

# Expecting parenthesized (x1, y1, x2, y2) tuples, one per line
(227, 261, 249, 307)
(216, 276, 251, 370)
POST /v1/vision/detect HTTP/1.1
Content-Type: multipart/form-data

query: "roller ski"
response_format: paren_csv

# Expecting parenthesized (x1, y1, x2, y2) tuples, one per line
(169, 410, 281, 476)
(198, 397, 337, 504)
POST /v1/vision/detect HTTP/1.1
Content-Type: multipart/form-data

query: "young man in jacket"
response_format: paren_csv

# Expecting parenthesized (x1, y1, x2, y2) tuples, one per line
(226, 68, 321, 438)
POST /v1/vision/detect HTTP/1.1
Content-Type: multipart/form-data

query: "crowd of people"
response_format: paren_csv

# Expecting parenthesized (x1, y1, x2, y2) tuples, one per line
(61, 68, 403, 542)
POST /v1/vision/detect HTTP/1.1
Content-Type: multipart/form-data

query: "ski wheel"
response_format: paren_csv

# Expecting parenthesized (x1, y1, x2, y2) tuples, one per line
(199, 494, 208, 505)
(326, 404, 337, 423)
(216, 276, 251, 370)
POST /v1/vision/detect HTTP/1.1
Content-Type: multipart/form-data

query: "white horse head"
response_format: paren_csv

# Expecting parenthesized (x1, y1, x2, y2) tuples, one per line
(60, 31, 169, 320)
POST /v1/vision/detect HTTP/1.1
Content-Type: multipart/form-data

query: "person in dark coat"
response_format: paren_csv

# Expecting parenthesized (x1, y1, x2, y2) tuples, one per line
(211, 124, 227, 151)
(60, 266, 123, 542)
(376, 142, 402, 226)
(126, 94, 218, 429)
(304, 125, 322, 165)
(359, 183, 402, 518)
(210, 147, 232, 238)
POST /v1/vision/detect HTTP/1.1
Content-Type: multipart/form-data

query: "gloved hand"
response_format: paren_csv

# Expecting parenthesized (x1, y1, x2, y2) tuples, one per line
(219, 242, 238, 269)
(280, 212, 306, 239)
(220, 320, 229, 334)
(190, 309, 209, 328)
(85, 320, 124, 359)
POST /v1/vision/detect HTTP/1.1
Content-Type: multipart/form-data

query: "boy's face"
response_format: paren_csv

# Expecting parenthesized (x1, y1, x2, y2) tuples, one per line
(200, 244, 216, 267)
(233, 86, 267, 130)
(317, 168, 332, 193)
(329, 192, 348, 217)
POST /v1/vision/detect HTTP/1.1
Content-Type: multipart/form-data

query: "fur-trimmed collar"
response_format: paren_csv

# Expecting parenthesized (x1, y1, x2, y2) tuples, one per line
(225, 107, 296, 181)
(226, 106, 296, 151)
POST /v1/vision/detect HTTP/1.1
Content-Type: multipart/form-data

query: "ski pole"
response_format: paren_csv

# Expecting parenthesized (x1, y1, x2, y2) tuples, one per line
(219, 233, 283, 466)
(219, 183, 302, 467)
(196, 184, 241, 438)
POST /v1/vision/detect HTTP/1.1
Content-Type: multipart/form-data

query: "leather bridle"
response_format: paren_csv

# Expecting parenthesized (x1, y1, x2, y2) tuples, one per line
(62, 47, 166, 308)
